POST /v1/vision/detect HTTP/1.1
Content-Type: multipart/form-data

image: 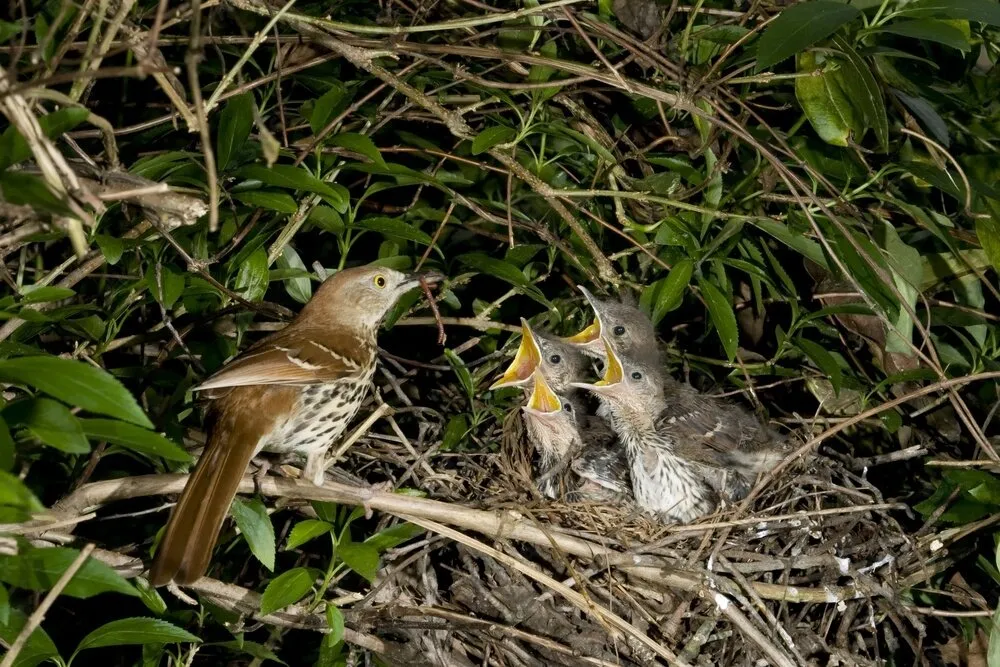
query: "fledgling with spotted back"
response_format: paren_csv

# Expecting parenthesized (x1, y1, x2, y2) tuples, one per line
(149, 264, 440, 587)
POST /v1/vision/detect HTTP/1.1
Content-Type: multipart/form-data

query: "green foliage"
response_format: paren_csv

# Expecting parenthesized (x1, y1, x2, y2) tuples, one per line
(2, 0, 999, 663)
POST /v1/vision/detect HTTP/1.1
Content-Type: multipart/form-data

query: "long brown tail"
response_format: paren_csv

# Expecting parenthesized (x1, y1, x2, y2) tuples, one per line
(148, 420, 258, 586)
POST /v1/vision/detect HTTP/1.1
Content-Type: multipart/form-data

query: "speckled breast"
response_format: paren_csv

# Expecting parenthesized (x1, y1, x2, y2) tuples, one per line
(262, 375, 372, 456)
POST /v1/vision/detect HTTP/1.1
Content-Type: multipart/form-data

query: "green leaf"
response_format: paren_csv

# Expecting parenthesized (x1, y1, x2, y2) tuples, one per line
(457, 253, 549, 306)
(215, 640, 287, 664)
(232, 191, 298, 214)
(0, 584, 9, 626)
(901, 0, 1000, 25)
(795, 50, 860, 147)
(0, 107, 90, 171)
(95, 234, 125, 265)
(0, 356, 153, 428)
(19, 286, 75, 304)
(79, 418, 192, 462)
(285, 520, 333, 550)
(697, 278, 738, 362)
(233, 247, 269, 302)
(337, 541, 379, 582)
(217, 93, 255, 171)
(231, 498, 275, 572)
(0, 609, 60, 667)
(277, 246, 313, 305)
(326, 604, 345, 645)
(753, 219, 829, 270)
(641, 259, 693, 326)
(76, 617, 200, 652)
(309, 83, 348, 135)
(0, 470, 44, 520)
(831, 37, 888, 150)
(355, 217, 433, 245)
(364, 522, 424, 553)
(329, 133, 386, 167)
(797, 338, 843, 395)
(892, 90, 949, 148)
(756, 0, 861, 70)
(308, 206, 344, 235)
(0, 21, 20, 46)
(976, 217, 1000, 273)
(441, 414, 469, 450)
(0, 416, 13, 471)
(260, 567, 314, 615)
(471, 126, 516, 155)
(876, 19, 971, 51)
(0, 172, 72, 216)
(238, 165, 348, 211)
(7, 398, 89, 454)
(0, 545, 138, 598)
(145, 264, 185, 310)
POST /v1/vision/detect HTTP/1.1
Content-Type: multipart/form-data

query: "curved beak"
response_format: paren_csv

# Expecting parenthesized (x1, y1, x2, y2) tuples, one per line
(569, 337, 623, 394)
(522, 372, 562, 417)
(489, 318, 542, 390)
(401, 270, 444, 292)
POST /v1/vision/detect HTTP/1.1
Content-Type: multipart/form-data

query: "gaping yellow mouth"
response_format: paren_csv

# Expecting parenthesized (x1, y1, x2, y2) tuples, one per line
(489, 319, 542, 390)
(526, 372, 561, 413)
(561, 320, 601, 346)
(593, 338, 623, 387)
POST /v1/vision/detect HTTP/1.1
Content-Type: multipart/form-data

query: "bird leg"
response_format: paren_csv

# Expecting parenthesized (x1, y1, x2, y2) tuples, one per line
(302, 449, 327, 486)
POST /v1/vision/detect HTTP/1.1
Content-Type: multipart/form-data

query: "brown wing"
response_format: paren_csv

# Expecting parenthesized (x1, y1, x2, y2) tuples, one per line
(658, 385, 777, 466)
(195, 326, 367, 391)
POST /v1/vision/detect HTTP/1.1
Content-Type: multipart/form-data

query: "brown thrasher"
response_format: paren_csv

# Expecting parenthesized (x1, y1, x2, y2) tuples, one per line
(148, 264, 439, 586)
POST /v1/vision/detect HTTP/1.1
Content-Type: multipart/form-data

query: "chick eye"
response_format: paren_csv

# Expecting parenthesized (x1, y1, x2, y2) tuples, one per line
(613, 325, 626, 336)
(373, 275, 386, 288)
(549, 354, 561, 364)
(563, 403, 573, 412)
(631, 371, 643, 380)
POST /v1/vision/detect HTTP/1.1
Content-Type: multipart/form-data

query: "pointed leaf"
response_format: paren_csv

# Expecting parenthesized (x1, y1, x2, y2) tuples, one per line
(355, 217, 433, 245)
(231, 498, 275, 572)
(276, 245, 313, 305)
(237, 165, 348, 211)
(76, 617, 200, 651)
(337, 541, 379, 582)
(7, 398, 89, 454)
(756, 0, 861, 70)
(79, 419, 192, 462)
(326, 604, 345, 644)
(285, 520, 333, 551)
(0, 609, 60, 667)
(0, 356, 153, 428)
(976, 217, 1000, 273)
(329, 133, 385, 167)
(232, 191, 298, 214)
(217, 93, 254, 171)
(260, 567, 314, 615)
(697, 278, 739, 361)
(0, 545, 138, 598)
(471, 126, 516, 155)
(876, 19, 971, 51)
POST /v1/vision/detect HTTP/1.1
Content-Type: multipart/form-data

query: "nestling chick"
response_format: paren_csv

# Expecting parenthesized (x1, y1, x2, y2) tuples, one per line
(573, 338, 789, 523)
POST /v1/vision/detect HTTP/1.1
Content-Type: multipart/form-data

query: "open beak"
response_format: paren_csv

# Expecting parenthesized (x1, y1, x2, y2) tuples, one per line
(522, 372, 562, 416)
(489, 318, 542, 390)
(569, 337, 623, 393)
(561, 286, 605, 352)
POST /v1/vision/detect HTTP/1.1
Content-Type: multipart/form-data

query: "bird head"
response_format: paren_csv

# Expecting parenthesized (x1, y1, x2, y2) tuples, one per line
(570, 336, 662, 426)
(520, 371, 580, 457)
(303, 264, 441, 332)
(563, 286, 659, 364)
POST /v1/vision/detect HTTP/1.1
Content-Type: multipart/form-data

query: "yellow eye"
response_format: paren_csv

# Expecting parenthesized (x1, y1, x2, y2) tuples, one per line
(373, 275, 386, 288)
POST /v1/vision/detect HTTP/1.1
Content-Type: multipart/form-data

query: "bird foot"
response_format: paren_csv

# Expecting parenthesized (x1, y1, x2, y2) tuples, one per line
(252, 460, 271, 495)
(302, 451, 327, 487)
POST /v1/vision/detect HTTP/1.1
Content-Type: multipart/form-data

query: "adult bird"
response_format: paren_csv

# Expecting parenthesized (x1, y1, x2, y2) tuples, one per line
(149, 264, 439, 586)
(572, 338, 788, 523)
